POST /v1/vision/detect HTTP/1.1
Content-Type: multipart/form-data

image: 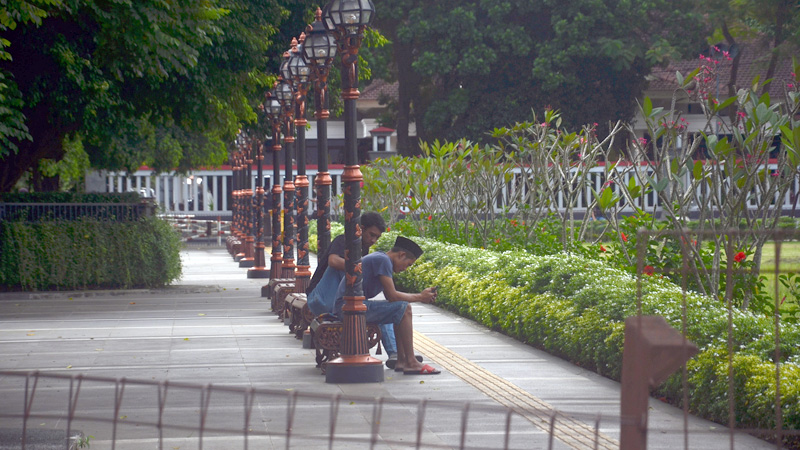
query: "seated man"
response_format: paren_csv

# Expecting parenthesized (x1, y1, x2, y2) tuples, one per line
(333, 236, 440, 375)
(307, 213, 413, 367)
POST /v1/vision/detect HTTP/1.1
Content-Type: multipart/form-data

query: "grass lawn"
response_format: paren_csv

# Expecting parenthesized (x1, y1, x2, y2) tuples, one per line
(759, 240, 800, 322)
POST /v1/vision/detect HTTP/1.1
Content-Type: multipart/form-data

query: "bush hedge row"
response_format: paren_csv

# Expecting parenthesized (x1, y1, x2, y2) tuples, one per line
(365, 232, 799, 445)
(0, 192, 142, 203)
(0, 217, 182, 290)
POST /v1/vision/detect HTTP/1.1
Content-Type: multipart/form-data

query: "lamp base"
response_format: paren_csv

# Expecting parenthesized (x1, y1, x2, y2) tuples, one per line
(247, 267, 269, 278)
(325, 356, 384, 384)
(238, 257, 255, 268)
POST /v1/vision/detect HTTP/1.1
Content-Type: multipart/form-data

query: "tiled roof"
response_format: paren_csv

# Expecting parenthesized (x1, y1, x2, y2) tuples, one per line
(369, 126, 395, 134)
(647, 40, 797, 99)
(360, 79, 399, 101)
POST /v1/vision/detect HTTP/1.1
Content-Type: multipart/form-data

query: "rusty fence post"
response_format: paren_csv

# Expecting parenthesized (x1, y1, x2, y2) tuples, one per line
(620, 315, 698, 450)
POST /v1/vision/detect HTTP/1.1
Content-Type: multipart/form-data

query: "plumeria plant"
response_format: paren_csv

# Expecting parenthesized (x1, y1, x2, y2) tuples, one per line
(617, 55, 800, 311)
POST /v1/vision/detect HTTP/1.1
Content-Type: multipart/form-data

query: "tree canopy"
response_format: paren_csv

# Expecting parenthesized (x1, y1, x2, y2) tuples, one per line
(0, 0, 311, 192)
(371, 0, 708, 154)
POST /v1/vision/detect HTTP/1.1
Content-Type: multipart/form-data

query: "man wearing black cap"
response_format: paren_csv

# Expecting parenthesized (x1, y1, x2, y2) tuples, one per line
(333, 236, 440, 375)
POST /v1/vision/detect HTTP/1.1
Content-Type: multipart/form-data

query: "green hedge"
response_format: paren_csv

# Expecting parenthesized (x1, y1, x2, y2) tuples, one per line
(369, 233, 799, 446)
(0, 192, 141, 203)
(0, 217, 182, 290)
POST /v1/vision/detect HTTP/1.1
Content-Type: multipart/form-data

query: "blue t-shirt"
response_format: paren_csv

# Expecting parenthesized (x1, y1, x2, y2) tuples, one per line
(333, 252, 393, 316)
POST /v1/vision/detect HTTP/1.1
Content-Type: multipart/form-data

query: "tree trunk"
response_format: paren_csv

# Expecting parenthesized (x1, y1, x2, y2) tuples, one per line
(0, 104, 69, 192)
(759, 2, 789, 97)
(393, 40, 421, 157)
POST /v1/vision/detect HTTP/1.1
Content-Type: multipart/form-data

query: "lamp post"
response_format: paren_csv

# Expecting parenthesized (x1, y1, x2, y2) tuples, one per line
(232, 143, 246, 261)
(248, 127, 269, 278)
(289, 36, 313, 293)
(322, 0, 382, 384)
(302, 7, 337, 260)
(227, 140, 238, 257)
(239, 132, 256, 268)
(264, 91, 284, 285)
(275, 71, 296, 280)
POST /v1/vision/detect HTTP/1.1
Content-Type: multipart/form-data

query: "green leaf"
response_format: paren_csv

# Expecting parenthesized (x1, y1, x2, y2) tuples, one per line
(715, 96, 737, 113)
(643, 97, 653, 117)
(693, 160, 704, 180)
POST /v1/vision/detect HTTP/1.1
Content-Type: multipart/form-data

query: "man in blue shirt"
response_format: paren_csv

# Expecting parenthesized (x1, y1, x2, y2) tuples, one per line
(333, 236, 440, 375)
(307, 212, 415, 367)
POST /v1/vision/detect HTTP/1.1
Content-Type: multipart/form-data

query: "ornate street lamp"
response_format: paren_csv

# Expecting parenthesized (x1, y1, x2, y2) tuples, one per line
(322, 0, 381, 384)
(265, 91, 284, 284)
(247, 127, 269, 278)
(232, 140, 246, 262)
(239, 132, 256, 268)
(288, 37, 313, 293)
(303, 8, 337, 261)
(227, 141, 243, 258)
(275, 70, 296, 280)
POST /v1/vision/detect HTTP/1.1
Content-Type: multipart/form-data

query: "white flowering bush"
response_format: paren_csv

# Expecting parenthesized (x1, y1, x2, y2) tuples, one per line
(373, 233, 799, 444)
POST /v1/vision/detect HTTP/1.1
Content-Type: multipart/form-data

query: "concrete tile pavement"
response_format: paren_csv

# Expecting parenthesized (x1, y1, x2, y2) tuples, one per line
(0, 247, 777, 449)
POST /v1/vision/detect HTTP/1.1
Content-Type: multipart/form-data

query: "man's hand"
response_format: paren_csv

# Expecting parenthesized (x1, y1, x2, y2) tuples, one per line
(420, 287, 437, 304)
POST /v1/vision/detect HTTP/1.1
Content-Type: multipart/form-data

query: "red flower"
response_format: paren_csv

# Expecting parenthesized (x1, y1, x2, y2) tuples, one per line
(734, 251, 746, 263)
(427, 215, 432, 221)
(621, 232, 628, 243)
(600, 245, 607, 252)
(494, 238, 500, 244)
(643, 265, 655, 276)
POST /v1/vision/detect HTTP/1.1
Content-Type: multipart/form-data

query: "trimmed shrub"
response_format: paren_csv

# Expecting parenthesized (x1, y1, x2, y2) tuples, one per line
(371, 233, 799, 444)
(0, 217, 181, 290)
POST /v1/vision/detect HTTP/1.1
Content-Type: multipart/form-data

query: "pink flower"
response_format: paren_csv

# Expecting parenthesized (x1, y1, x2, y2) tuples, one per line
(638, 137, 648, 146)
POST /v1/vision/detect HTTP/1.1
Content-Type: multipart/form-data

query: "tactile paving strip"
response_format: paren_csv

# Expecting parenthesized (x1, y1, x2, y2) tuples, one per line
(414, 331, 619, 450)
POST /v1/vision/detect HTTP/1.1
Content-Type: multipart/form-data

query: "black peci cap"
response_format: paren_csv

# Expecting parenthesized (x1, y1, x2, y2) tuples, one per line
(394, 236, 423, 259)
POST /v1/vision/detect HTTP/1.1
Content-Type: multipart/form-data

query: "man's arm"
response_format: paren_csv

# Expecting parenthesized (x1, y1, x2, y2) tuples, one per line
(327, 236, 347, 271)
(328, 253, 345, 271)
(377, 275, 436, 304)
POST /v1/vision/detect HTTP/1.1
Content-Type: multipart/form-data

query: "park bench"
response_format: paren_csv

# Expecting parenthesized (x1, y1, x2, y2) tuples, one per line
(267, 278, 294, 316)
(284, 293, 314, 342)
(225, 235, 241, 257)
(310, 315, 382, 374)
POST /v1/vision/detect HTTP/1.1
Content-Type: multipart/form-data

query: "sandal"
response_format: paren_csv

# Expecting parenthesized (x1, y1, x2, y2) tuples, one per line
(403, 364, 441, 375)
(386, 354, 423, 370)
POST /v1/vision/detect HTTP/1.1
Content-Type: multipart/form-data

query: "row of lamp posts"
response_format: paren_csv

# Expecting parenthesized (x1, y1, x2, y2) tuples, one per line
(226, 1, 380, 383)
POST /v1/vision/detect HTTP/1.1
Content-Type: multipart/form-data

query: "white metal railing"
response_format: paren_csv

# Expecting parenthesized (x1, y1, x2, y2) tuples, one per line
(106, 163, 800, 218)
(106, 168, 345, 217)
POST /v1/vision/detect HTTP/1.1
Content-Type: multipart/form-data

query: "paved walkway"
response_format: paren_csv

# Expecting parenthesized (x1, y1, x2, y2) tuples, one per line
(0, 247, 776, 449)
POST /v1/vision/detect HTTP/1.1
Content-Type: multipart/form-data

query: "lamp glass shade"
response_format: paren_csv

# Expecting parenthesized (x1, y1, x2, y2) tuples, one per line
(323, 0, 375, 35)
(266, 97, 282, 116)
(276, 81, 293, 104)
(289, 49, 310, 84)
(280, 57, 292, 84)
(302, 20, 337, 64)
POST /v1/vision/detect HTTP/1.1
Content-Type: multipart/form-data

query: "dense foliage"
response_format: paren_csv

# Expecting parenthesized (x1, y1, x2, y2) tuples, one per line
(370, 0, 707, 153)
(0, 0, 308, 192)
(0, 217, 182, 290)
(372, 232, 799, 447)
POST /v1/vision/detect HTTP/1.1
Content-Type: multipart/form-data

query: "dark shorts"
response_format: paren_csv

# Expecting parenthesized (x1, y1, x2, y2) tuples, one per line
(365, 300, 407, 326)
